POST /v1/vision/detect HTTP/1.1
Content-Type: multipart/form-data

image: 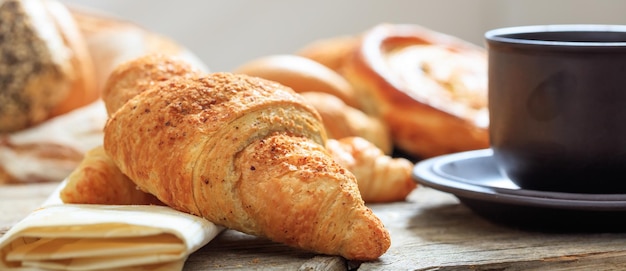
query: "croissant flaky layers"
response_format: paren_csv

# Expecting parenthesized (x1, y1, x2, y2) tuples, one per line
(102, 54, 390, 261)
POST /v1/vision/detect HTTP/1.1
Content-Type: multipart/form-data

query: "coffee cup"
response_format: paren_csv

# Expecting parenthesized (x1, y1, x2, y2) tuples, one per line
(485, 24, 626, 193)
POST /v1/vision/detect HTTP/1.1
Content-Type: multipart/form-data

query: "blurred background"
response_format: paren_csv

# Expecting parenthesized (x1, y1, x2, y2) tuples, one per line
(59, 0, 626, 72)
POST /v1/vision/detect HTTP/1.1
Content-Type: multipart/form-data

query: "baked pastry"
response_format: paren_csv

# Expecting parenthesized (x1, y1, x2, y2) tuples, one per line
(61, 55, 199, 204)
(326, 137, 416, 203)
(310, 24, 489, 158)
(233, 54, 392, 153)
(0, 1, 208, 183)
(0, 0, 96, 133)
(300, 91, 392, 154)
(61, 136, 414, 206)
(232, 54, 358, 108)
(102, 55, 390, 261)
(100, 51, 203, 116)
(343, 23, 489, 158)
(60, 146, 163, 205)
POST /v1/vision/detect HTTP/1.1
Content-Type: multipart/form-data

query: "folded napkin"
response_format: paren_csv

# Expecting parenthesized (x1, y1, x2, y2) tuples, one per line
(0, 182, 223, 271)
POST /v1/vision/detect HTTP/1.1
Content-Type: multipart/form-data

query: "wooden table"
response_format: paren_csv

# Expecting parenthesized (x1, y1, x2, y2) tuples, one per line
(2, 182, 626, 270)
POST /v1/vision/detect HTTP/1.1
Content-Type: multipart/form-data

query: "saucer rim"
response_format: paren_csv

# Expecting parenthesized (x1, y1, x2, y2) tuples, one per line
(412, 148, 626, 211)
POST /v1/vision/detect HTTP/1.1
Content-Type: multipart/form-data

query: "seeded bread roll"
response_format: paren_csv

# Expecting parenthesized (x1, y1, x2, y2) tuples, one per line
(0, 0, 208, 183)
(0, 0, 96, 133)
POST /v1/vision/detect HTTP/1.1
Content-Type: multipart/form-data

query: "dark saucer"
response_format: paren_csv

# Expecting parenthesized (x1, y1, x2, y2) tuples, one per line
(412, 149, 626, 232)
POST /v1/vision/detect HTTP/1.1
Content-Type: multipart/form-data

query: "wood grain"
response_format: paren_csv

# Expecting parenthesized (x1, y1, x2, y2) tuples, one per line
(2, 183, 626, 270)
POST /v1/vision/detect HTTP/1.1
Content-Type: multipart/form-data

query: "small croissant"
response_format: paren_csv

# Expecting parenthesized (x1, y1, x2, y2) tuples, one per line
(60, 146, 163, 206)
(327, 137, 417, 203)
(301, 91, 392, 154)
(101, 54, 390, 261)
(62, 137, 417, 205)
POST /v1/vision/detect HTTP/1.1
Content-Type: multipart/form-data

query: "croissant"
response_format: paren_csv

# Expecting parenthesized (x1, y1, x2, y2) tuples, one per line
(232, 54, 392, 153)
(60, 137, 413, 206)
(300, 91, 392, 154)
(100, 51, 202, 116)
(60, 146, 163, 205)
(61, 137, 414, 205)
(232, 54, 359, 108)
(326, 137, 416, 203)
(102, 55, 390, 261)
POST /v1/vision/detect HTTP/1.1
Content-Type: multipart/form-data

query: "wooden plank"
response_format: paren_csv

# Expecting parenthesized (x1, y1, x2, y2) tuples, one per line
(184, 230, 344, 271)
(359, 188, 626, 270)
(3, 183, 626, 270)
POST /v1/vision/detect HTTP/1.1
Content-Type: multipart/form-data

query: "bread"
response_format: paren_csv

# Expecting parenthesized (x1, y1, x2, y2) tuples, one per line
(341, 23, 489, 158)
(232, 54, 359, 108)
(326, 137, 416, 203)
(232, 54, 392, 153)
(0, 0, 96, 133)
(0, 1, 208, 183)
(300, 91, 392, 154)
(101, 55, 390, 261)
(60, 146, 163, 205)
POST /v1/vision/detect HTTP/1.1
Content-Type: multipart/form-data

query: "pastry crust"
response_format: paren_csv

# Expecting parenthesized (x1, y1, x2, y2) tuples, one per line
(44, 0, 97, 117)
(232, 54, 392, 152)
(343, 23, 489, 158)
(326, 137, 416, 203)
(102, 53, 202, 116)
(0, 0, 96, 132)
(232, 54, 359, 108)
(102, 55, 390, 260)
(60, 146, 163, 205)
(300, 91, 392, 154)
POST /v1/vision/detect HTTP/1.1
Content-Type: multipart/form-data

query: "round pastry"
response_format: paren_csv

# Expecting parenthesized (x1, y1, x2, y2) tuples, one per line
(342, 23, 489, 158)
(232, 54, 359, 108)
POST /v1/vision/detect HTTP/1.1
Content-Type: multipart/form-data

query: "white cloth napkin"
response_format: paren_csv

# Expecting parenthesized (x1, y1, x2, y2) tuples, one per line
(0, 181, 223, 271)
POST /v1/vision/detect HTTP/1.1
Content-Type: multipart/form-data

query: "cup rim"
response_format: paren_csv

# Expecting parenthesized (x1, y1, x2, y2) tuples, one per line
(485, 24, 626, 47)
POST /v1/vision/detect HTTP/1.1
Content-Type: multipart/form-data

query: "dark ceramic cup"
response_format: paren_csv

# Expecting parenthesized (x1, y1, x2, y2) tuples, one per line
(485, 25, 626, 193)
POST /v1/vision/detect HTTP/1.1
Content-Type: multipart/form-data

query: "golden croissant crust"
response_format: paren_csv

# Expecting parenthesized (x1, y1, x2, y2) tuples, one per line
(301, 91, 392, 154)
(102, 55, 390, 260)
(60, 146, 163, 205)
(326, 137, 416, 203)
